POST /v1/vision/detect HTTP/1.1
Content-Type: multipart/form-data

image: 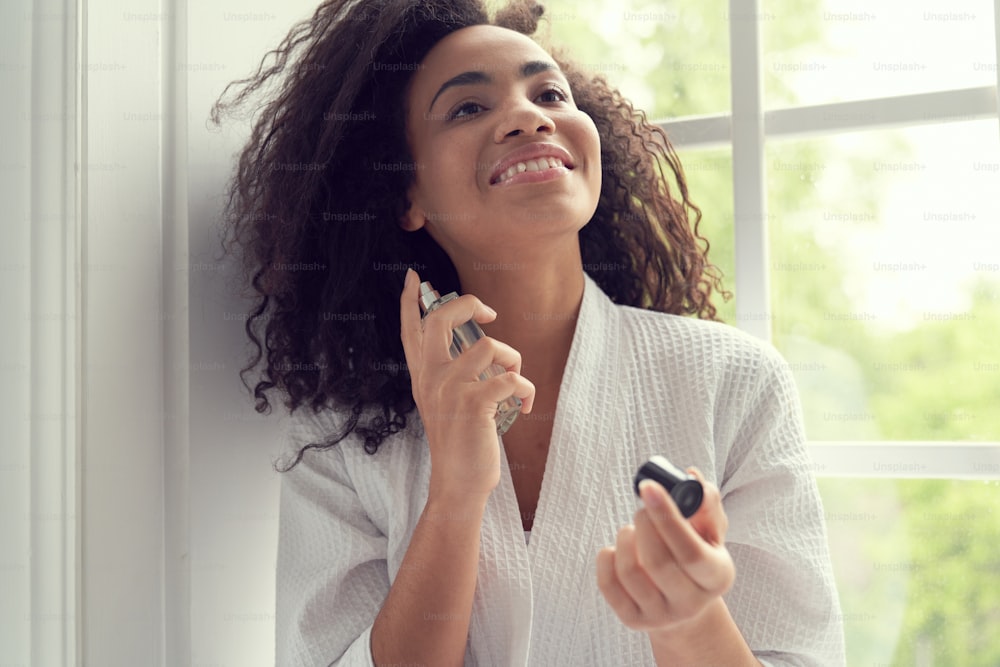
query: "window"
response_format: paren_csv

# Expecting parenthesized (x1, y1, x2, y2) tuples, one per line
(544, 0, 1000, 663)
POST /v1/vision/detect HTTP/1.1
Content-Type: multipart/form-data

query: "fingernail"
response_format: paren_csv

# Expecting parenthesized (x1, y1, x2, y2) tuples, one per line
(639, 480, 663, 508)
(483, 304, 497, 317)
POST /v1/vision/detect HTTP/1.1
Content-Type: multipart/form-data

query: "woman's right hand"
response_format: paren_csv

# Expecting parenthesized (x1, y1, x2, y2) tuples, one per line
(399, 268, 535, 505)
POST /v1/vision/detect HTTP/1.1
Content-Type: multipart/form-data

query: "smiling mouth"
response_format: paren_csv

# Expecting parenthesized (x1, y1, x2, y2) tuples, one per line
(491, 157, 570, 185)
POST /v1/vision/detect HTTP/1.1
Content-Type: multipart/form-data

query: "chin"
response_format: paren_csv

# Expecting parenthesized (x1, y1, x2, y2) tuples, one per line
(507, 197, 595, 227)
(509, 210, 588, 233)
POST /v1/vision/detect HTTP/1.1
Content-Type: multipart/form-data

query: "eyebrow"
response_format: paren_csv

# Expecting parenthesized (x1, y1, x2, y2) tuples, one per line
(427, 60, 560, 113)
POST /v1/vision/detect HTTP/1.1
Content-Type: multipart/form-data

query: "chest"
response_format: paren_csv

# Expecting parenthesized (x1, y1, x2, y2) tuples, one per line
(501, 411, 554, 531)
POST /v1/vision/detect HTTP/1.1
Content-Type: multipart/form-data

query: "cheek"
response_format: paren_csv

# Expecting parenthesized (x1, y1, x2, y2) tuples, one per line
(582, 122, 603, 198)
(566, 114, 602, 177)
(426, 137, 481, 198)
(583, 118, 602, 171)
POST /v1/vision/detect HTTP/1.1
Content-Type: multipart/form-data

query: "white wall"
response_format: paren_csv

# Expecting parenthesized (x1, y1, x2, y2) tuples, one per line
(186, 2, 314, 665)
(3, 1, 316, 665)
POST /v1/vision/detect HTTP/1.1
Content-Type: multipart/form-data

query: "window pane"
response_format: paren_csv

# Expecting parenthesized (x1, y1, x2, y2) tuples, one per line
(761, 0, 996, 109)
(819, 477, 1000, 665)
(766, 120, 1000, 441)
(675, 147, 736, 323)
(541, 0, 731, 118)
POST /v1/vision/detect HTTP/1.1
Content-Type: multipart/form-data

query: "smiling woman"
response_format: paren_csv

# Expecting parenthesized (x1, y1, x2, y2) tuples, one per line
(400, 26, 602, 311)
(211, 0, 723, 455)
(212, 0, 844, 665)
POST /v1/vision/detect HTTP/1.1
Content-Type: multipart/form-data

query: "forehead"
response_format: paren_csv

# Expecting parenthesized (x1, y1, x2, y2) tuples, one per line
(409, 25, 560, 102)
(425, 24, 552, 62)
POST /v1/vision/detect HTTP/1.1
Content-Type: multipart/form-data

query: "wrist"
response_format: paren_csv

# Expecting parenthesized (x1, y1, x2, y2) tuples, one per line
(648, 598, 759, 667)
(647, 597, 719, 645)
(422, 493, 489, 524)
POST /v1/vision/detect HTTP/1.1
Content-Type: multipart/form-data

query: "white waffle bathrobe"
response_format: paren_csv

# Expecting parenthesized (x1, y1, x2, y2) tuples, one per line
(275, 273, 846, 666)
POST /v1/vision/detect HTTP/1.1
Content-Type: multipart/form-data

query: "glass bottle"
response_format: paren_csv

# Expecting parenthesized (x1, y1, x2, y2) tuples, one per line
(419, 281, 522, 435)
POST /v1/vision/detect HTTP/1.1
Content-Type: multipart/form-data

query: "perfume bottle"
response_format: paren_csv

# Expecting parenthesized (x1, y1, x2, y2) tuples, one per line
(419, 281, 522, 435)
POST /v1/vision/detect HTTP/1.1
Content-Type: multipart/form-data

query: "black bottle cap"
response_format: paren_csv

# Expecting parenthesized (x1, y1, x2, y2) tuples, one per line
(634, 455, 704, 518)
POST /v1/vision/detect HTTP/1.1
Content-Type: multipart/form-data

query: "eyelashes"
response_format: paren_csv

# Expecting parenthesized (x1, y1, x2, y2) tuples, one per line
(448, 101, 485, 120)
(445, 85, 571, 121)
(536, 87, 569, 104)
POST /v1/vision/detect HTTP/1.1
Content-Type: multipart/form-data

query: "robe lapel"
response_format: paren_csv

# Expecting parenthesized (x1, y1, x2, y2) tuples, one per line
(525, 274, 623, 657)
(468, 434, 533, 665)
(468, 274, 624, 665)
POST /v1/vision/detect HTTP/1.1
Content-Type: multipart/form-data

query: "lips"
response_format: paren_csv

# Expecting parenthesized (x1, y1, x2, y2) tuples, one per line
(488, 143, 575, 186)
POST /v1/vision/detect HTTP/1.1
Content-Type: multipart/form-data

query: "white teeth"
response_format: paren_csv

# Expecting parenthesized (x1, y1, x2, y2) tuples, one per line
(495, 157, 566, 183)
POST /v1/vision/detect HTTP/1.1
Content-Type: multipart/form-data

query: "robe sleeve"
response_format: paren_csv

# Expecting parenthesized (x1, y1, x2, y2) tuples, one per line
(719, 343, 846, 666)
(275, 410, 386, 667)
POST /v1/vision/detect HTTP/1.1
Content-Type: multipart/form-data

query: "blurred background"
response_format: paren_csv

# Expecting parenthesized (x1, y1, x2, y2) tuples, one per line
(2, 0, 998, 665)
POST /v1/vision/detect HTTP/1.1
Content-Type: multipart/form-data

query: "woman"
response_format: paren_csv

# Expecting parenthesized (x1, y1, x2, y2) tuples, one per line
(213, 0, 845, 664)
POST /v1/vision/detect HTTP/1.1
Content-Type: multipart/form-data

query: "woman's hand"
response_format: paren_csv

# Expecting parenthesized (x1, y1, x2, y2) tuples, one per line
(399, 269, 535, 504)
(596, 468, 735, 635)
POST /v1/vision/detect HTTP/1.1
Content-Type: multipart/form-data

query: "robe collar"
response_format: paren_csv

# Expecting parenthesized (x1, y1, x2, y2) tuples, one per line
(468, 272, 624, 665)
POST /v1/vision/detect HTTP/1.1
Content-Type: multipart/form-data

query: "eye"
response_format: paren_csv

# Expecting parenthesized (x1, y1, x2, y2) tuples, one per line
(537, 86, 569, 104)
(447, 101, 484, 121)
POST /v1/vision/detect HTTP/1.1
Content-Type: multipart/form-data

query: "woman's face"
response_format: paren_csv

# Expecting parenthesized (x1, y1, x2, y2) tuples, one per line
(403, 25, 602, 267)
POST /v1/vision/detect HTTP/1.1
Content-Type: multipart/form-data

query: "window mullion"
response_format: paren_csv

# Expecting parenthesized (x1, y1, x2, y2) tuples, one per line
(659, 113, 732, 149)
(765, 86, 997, 138)
(728, 0, 771, 341)
(658, 85, 997, 151)
(995, 0, 1000, 133)
(809, 441, 1000, 479)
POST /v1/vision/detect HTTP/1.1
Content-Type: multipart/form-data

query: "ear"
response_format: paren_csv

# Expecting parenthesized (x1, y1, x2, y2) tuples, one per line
(400, 186, 427, 232)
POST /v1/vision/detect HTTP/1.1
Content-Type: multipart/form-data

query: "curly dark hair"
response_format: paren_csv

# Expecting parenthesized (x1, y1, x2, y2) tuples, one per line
(211, 0, 729, 469)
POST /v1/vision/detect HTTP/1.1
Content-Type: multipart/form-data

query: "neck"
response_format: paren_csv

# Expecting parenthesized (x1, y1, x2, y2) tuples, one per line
(453, 251, 584, 386)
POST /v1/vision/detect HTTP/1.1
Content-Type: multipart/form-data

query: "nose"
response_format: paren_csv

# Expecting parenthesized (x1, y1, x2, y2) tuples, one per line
(493, 98, 555, 142)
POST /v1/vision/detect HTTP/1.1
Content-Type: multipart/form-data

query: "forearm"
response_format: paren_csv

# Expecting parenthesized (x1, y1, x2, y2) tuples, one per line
(370, 496, 486, 667)
(649, 598, 762, 667)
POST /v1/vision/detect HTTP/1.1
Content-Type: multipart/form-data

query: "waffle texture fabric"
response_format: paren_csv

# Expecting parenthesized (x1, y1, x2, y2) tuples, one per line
(275, 273, 846, 666)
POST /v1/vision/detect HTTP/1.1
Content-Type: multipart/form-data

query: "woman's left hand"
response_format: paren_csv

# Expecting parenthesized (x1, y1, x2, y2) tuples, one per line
(596, 467, 735, 634)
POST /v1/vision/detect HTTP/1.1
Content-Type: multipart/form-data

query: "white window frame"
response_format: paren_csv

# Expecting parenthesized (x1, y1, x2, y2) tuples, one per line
(4, 0, 190, 663)
(657, 0, 1000, 478)
(2, 0, 82, 664)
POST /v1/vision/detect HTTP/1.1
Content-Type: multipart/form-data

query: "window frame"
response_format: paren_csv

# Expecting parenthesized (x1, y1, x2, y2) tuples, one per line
(656, 0, 1000, 477)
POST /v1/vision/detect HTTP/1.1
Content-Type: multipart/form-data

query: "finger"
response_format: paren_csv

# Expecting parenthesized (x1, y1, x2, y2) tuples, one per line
(486, 371, 535, 413)
(452, 368, 536, 415)
(399, 268, 424, 371)
(638, 479, 701, 555)
(638, 481, 712, 575)
(633, 508, 683, 590)
(468, 339, 537, 412)
(493, 371, 536, 414)
(633, 509, 707, 618)
(596, 547, 642, 627)
(420, 294, 497, 364)
(639, 480, 734, 595)
(434, 334, 534, 406)
(686, 467, 727, 545)
(514, 374, 536, 414)
(445, 336, 523, 378)
(611, 525, 669, 621)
